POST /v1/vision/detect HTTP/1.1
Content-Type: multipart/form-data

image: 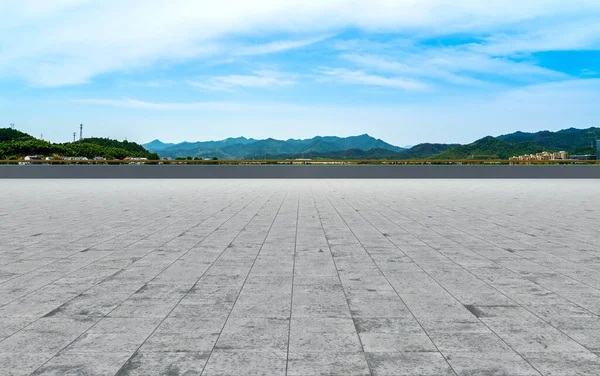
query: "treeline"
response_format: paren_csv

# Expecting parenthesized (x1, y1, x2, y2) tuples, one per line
(0, 128, 35, 142)
(0, 130, 159, 160)
(82, 137, 150, 154)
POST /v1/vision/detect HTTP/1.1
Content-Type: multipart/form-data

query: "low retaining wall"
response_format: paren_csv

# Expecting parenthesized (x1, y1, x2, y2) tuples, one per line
(1, 165, 600, 178)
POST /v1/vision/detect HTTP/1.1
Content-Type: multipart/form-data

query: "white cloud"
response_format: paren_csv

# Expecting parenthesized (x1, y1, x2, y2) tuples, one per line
(235, 36, 330, 56)
(190, 71, 296, 91)
(72, 97, 308, 112)
(1, 0, 599, 86)
(319, 68, 428, 90)
(73, 98, 258, 111)
(475, 20, 600, 56)
(343, 49, 569, 88)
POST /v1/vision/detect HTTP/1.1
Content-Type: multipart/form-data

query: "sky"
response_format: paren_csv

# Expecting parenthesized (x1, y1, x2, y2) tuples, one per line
(1, 0, 600, 146)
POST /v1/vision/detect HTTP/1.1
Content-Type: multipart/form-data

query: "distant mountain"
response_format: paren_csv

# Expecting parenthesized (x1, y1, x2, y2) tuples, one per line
(497, 127, 600, 150)
(430, 136, 553, 160)
(396, 143, 460, 159)
(146, 134, 405, 159)
(143, 139, 175, 151)
(144, 137, 257, 157)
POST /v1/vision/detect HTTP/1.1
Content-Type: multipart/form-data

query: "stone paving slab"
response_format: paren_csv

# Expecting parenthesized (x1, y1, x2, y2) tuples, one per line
(1, 179, 599, 375)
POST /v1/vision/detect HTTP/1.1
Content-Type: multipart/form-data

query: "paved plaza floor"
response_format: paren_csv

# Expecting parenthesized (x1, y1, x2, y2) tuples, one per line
(1, 179, 600, 376)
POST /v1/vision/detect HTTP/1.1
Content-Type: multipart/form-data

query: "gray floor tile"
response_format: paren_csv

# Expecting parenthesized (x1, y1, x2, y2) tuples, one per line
(2, 180, 600, 375)
(366, 352, 454, 376)
(287, 352, 370, 376)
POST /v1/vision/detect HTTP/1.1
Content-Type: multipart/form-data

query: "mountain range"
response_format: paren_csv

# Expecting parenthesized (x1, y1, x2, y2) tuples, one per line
(144, 127, 599, 160)
(144, 134, 406, 159)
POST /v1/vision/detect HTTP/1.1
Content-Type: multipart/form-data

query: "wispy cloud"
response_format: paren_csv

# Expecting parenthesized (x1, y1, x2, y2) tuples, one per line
(234, 36, 330, 56)
(189, 70, 296, 91)
(72, 97, 311, 112)
(73, 98, 258, 111)
(341, 43, 570, 89)
(319, 68, 429, 90)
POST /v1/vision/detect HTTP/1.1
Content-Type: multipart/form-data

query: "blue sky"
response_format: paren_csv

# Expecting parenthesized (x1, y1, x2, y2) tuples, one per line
(1, 1, 600, 146)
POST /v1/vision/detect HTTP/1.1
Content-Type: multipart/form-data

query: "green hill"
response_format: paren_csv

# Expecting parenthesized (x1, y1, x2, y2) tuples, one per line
(396, 143, 460, 159)
(497, 127, 600, 150)
(80, 137, 151, 155)
(0, 128, 159, 160)
(430, 137, 554, 160)
(0, 128, 35, 143)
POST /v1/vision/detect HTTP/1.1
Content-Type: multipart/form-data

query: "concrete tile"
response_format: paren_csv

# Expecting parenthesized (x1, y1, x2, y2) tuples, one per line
(287, 352, 370, 376)
(202, 349, 287, 376)
(0, 353, 54, 376)
(482, 321, 589, 353)
(215, 317, 289, 351)
(523, 352, 600, 376)
(0, 317, 32, 340)
(140, 331, 220, 353)
(31, 353, 131, 376)
(355, 317, 437, 352)
(292, 289, 350, 318)
(366, 352, 454, 376)
(289, 317, 363, 353)
(427, 330, 514, 353)
(115, 351, 209, 375)
(230, 293, 291, 318)
(444, 352, 542, 376)
(347, 292, 410, 317)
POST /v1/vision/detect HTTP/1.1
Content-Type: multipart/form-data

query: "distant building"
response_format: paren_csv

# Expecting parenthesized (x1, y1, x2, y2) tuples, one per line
(124, 157, 148, 165)
(63, 156, 88, 161)
(509, 151, 568, 161)
(20, 155, 42, 165)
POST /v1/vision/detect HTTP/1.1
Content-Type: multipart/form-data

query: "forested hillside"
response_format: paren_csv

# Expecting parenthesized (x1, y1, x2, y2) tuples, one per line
(0, 129, 159, 160)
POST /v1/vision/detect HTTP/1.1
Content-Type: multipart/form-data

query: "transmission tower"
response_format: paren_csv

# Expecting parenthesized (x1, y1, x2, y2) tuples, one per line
(80, 124, 83, 141)
(73, 132, 76, 142)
